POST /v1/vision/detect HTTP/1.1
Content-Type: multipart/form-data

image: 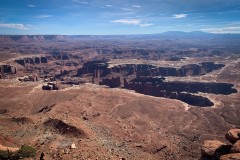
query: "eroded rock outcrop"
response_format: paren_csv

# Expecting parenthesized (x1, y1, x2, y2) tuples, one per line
(231, 140, 240, 153)
(75, 60, 236, 107)
(77, 60, 109, 76)
(42, 82, 59, 90)
(12, 117, 33, 125)
(77, 61, 225, 78)
(124, 77, 238, 107)
(201, 140, 231, 158)
(99, 76, 123, 88)
(15, 57, 48, 66)
(18, 75, 38, 82)
(0, 65, 16, 74)
(107, 62, 224, 77)
(220, 153, 240, 160)
(226, 129, 240, 143)
(126, 78, 237, 95)
(43, 118, 85, 138)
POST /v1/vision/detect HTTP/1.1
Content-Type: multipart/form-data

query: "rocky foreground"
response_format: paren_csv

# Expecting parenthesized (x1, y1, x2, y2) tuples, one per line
(0, 81, 239, 160)
(202, 129, 240, 160)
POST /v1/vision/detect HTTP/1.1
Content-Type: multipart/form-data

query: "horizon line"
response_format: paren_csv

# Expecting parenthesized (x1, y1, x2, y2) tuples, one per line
(0, 31, 239, 36)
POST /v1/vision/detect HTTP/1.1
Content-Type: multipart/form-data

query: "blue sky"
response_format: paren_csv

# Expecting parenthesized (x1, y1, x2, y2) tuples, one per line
(0, 0, 240, 35)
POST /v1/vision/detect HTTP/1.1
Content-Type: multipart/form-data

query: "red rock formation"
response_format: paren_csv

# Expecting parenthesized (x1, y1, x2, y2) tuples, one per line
(43, 118, 85, 137)
(15, 56, 48, 65)
(231, 140, 240, 153)
(220, 153, 240, 160)
(226, 129, 240, 143)
(75, 60, 235, 107)
(99, 76, 123, 88)
(201, 140, 226, 156)
(202, 129, 240, 160)
(77, 60, 225, 79)
(0, 65, 16, 74)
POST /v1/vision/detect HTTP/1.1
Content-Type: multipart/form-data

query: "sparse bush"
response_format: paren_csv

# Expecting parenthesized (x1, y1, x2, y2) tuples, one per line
(0, 145, 36, 160)
(18, 145, 36, 158)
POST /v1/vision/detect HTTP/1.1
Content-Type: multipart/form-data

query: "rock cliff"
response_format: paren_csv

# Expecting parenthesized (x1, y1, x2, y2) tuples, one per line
(75, 60, 237, 107)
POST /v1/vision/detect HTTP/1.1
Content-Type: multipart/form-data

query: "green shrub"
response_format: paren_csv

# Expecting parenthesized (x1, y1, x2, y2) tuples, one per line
(0, 145, 36, 160)
(18, 145, 36, 158)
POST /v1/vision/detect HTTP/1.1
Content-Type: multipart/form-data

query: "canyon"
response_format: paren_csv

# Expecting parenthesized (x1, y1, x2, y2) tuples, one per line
(76, 60, 237, 107)
(0, 35, 239, 159)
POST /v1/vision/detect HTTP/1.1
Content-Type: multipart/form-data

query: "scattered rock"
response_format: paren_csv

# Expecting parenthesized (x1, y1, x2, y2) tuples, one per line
(220, 153, 240, 160)
(18, 75, 38, 82)
(71, 143, 77, 149)
(64, 148, 69, 154)
(38, 104, 55, 113)
(40, 152, 45, 160)
(82, 116, 88, 120)
(231, 140, 240, 153)
(12, 116, 33, 125)
(226, 129, 240, 143)
(42, 82, 59, 90)
(0, 108, 7, 114)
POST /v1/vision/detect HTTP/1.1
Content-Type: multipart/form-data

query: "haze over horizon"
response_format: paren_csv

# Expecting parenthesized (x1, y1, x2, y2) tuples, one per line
(0, 0, 240, 35)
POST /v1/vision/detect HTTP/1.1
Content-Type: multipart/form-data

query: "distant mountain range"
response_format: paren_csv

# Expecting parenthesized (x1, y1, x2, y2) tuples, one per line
(154, 31, 240, 39)
(0, 31, 240, 42)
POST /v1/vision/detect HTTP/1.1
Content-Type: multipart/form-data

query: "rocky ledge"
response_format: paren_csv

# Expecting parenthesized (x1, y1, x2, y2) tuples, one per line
(201, 129, 240, 160)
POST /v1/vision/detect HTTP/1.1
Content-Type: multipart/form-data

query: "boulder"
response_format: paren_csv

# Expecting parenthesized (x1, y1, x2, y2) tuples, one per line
(226, 129, 240, 143)
(71, 143, 77, 149)
(220, 153, 240, 160)
(201, 140, 226, 156)
(231, 140, 240, 153)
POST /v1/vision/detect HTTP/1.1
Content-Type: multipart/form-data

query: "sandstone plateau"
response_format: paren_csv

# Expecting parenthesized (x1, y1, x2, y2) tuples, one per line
(0, 35, 239, 159)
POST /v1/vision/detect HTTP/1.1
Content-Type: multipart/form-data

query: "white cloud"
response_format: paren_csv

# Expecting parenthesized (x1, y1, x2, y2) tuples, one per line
(106, 4, 113, 7)
(34, 15, 52, 18)
(111, 19, 141, 25)
(111, 19, 153, 27)
(0, 23, 29, 30)
(201, 26, 240, 34)
(121, 8, 133, 11)
(72, 0, 90, 5)
(132, 5, 141, 8)
(140, 23, 153, 27)
(119, 12, 135, 15)
(172, 14, 188, 19)
(28, 4, 35, 7)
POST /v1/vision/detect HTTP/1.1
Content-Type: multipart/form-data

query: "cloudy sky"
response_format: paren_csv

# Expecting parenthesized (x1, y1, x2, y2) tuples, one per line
(0, 0, 240, 35)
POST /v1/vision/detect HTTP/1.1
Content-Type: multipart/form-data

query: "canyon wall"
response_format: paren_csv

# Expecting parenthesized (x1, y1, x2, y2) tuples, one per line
(15, 57, 48, 66)
(124, 77, 237, 107)
(77, 61, 224, 79)
(74, 60, 237, 107)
